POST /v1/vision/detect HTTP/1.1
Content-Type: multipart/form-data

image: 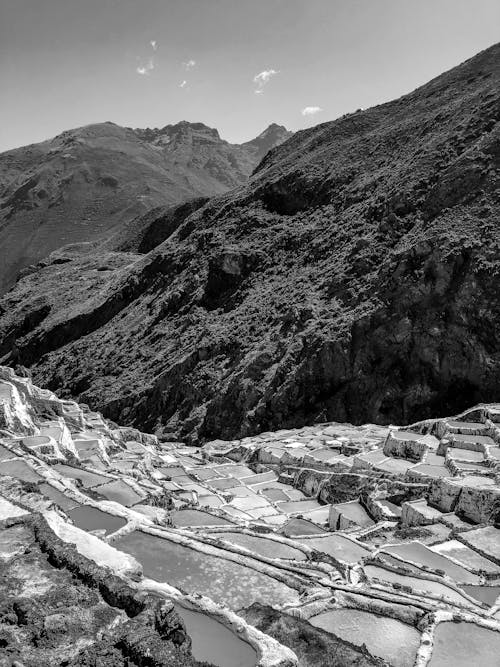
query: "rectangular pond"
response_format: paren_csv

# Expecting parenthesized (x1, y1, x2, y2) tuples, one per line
(382, 542, 480, 583)
(115, 530, 300, 610)
(52, 463, 112, 488)
(171, 509, 233, 527)
(429, 621, 500, 667)
(309, 608, 421, 667)
(296, 534, 370, 563)
(174, 603, 257, 667)
(92, 479, 144, 506)
(38, 483, 80, 511)
(364, 565, 478, 607)
(0, 459, 41, 483)
(67, 506, 127, 535)
(216, 532, 306, 561)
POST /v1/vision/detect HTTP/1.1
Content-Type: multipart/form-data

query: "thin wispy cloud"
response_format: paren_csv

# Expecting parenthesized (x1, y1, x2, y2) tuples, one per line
(136, 57, 155, 76)
(302, 106, 323, 116)
(183, 59, 196, 70)
(253, 69, 279, 94)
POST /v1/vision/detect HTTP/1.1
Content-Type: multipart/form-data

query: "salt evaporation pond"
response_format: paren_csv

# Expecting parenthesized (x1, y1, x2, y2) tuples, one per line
(67, 506, 127, 535)
(115, 530, 300, 610)
(92, 479, 143, 506)
(174, 604, 257, 667)
(0, 459, 41, 483)
(38, 482, 80, 511)
(310, 608, 421, 667)
(281, 518, 327, 537)
(460, 585, 500, 606)
(216, 531, 306, 560)
(296, 534, 370, 563)
(0, 444, 15, 461)
(383, 542, 480, 583)
(52, 463, 111, 488)
(429, 621, 500, 666)
(364, 565, 477, 607)
(171, 509, 233, 527)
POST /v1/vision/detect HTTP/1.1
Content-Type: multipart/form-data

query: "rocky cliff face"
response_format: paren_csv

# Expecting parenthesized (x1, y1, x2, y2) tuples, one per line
(0, 121, 291, 294)
(0, 44, 499, 442)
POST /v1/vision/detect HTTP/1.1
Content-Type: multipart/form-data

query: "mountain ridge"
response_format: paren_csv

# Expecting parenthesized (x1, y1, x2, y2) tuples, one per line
(0, 120, 292, 294)
(0, 43, 499, 442)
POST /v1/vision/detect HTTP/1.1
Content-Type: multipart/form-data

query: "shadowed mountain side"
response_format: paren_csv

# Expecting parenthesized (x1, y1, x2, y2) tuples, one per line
(0, 121, 291, 294)
(0, 43, 499, 443)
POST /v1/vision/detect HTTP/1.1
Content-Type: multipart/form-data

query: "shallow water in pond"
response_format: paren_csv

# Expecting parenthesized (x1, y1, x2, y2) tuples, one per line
(383, 542, 480, 583)
(460, 585, 500, 606)
(282, 518, 327, 537)
(296, 534, 369, 563)
(171, 509, 233, 527)
(115, 531, 300, 610)
(52, 463, 111, 488)
(310, 608, 420, 667)
(429, 621, 500, 666)
(216, 532, 306, 560)
(0, 459, 41, 483)
(364, 565, 477, 607)
(67, 506, 127, 535)
(174, 604, 257, 667)
(93, 480, 143, 506)
(0, 444, 15, 461)
(38, 483, 80, 511)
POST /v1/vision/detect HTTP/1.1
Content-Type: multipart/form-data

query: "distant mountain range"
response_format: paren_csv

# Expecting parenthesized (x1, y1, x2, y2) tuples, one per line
(0, 121, 291, 293)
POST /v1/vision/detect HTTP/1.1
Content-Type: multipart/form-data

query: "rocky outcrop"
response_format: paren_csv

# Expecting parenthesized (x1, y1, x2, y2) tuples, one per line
(0, 45, 499, 442)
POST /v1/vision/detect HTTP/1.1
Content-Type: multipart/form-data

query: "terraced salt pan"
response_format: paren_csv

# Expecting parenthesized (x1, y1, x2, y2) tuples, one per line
(212, 464, 254, 478)
(276, 500, 322, 514)
(52, 463, 112, 488)
(459, 585, 500, 606)
(431, 540, 500, 576)
(67, 505, 127, 535)
(408, 464, 452, 479)
(382, 542, 480, 583)
(115, 530, 301, 610)
(428, 621, 500, 666)
(281, 518, 327, 537)
(0, 459, 41, 483)
(364, 565, 478, 607)
(215, 531, 306, 560)
(38, 482, 81, 511)
(171, 509, 233, 527)
(0, 444, 16, 461)
(174, 603, 257, 667)
(296, 534, 370, 563)
(309, 608, 421, 667)
(459, 526, 500, 565)
(93, 479, 143, 506)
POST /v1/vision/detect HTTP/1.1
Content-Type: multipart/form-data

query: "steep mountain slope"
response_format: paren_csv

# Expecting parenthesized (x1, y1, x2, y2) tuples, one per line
(0, 43, 499, 442)
(0, 121, 291, 294)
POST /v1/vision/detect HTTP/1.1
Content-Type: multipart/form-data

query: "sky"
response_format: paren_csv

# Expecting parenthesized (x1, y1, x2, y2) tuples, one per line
(0, 0, 499, 152)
